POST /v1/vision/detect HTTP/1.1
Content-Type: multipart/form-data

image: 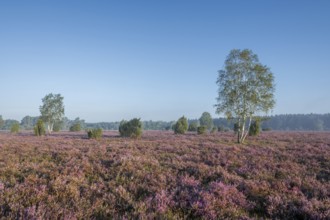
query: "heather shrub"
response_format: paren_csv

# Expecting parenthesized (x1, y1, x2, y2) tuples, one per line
(70, 123, 81, 132)
(10, 123, 20, 133)
(173, 116, 188, 134)
(87, 128, 103, 139)
(119, 118, 143, 138)
(249, 120, 261, 136)
(34, 119, 46, 136)
(197, 126, 207, 135)
(0, 131, 328, 219)
(188, 121, 198, 132)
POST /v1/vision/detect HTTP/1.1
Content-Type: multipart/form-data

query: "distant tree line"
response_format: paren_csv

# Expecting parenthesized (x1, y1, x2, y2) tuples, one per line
(1, 113, 330, 131)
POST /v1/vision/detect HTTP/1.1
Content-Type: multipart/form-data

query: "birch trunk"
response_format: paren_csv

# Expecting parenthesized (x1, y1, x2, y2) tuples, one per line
(242, 116, 252, 143)
(239, 120, 245, 143)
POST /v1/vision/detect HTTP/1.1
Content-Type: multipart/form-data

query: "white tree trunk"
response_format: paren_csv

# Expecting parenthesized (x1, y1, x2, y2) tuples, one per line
(239, 121, 245, 143)
(242, 116, 252, 142)
(47, 122, 53, 134)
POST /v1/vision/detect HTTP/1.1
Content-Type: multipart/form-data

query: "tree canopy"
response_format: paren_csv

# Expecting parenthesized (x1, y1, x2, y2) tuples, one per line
(215, 49, 275, 143)
(173, 116, 188, 134)
(39, 93, 65, 134)
(199, 112, 213, 130)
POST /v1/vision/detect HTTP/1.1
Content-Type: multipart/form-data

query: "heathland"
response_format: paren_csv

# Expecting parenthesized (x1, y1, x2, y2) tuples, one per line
(0, 131, 329, 219)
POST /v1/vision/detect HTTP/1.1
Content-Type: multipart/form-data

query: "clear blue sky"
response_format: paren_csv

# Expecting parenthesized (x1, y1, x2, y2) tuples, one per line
(1, 0, 329, 122)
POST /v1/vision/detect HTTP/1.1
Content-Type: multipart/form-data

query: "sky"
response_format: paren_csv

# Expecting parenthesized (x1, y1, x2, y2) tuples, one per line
(1, 0, 330, 122)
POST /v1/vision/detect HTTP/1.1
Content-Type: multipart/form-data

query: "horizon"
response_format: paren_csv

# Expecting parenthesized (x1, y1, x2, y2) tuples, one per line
(1, 1, 330, 122)
(2, 112, 330, 124)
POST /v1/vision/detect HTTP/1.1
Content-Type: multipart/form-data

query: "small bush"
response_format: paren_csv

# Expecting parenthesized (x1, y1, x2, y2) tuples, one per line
(34, 119, 46, 136)
(70, 123, 81, 132)
(188, 121, 198, 132)
(119, 118, 143, 138)
(197, 126, 207, 135)
(87, 128, 103, 139)
(10, 123, 20, 133)
(173, 116, 188, 134)
(249, 120, 261, 136)
(53, 121, 62, 132)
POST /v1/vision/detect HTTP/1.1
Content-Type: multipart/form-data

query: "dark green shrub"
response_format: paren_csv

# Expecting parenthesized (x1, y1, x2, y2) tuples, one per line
(87, 128, 103, 139)
(249, 120, 261, 136)
(197, 126, 207, 135)
(188, 121, 198, 132)
(34, 119, 46, 136)
(10, 123, 20, 133)
(53, 121, 62, 132)
(70, 123, 81, 132)
(173, 116, 188, 134)
(119, 118, 143, 138)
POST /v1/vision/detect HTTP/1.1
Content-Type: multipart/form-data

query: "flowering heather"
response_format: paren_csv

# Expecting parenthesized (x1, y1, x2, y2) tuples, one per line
(0, 131, 329, 219)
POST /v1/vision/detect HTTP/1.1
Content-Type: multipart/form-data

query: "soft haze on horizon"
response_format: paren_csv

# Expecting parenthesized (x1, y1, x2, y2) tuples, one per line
(1, 1, 330, 123)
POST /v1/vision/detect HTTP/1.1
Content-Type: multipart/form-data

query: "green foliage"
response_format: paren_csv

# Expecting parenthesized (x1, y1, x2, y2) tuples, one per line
(119, 118, 143, 138)
(199, 112, 213, 130)
(249, 120, 261, 136)
(53, 120, 63, 132)
(34, 119, 46, 136)
(10, 123, 20, 133)
(188, 121, 198, 132)
(216, 49, 275, 143)
(197, 126, 207, 135)
(173, 116, 188, 134)
(21, 116, 39, 130)
(87, 128, 103, 139)
(70, 123, 81, 132)
(39, 93, 65, 134)
(0, 115, 4, 129)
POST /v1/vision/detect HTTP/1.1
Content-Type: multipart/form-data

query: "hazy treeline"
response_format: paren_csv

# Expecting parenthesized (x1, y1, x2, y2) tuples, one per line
(262, 114, 330, 131)
(0, 114, 330, 131)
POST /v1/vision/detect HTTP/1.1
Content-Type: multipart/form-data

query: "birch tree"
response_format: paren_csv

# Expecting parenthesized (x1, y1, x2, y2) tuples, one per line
(215, 49, 275, 143)
(39, 93, 65, 134)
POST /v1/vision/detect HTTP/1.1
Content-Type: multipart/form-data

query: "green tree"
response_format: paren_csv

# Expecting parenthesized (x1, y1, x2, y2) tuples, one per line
(249, 120, 261, 136)
(39, 93, 65, 134)
(53, 120, 63, 132)
(70, 123, 81, 132)
(199, 112, 213, 130)
(21, 116, 39, 130)
(188, 121, 198, 132)
(215, 49, 275, 143)
(0, 115, 4, 129)
(34, 119, 46, 136)
(173, 116, 188, 134)
(197, 126, 207, 135)
(10, 123, 20, 133)
(119, 118, 143, 138)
